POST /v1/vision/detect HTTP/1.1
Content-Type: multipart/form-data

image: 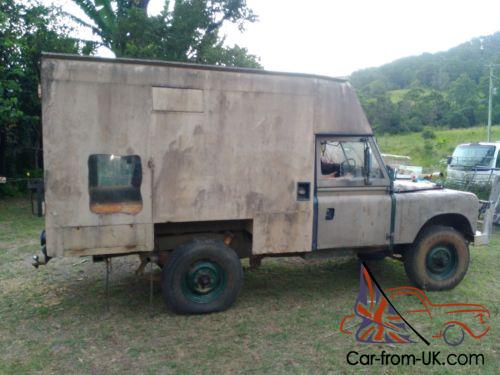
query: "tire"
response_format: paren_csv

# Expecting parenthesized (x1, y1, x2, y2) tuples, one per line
(404, 225, 469, 291)
(161, 239, 243, 314)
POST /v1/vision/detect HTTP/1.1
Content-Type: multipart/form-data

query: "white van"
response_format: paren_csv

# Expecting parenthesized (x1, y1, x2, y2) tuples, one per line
(447, 142, 500, 185)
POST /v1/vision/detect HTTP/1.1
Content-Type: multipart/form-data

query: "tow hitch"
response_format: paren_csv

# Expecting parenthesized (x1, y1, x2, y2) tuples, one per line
(32, 230, 51, 268)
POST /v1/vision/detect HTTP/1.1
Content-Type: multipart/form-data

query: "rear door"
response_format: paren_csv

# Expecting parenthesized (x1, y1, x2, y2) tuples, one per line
(315, 136, 391, 249)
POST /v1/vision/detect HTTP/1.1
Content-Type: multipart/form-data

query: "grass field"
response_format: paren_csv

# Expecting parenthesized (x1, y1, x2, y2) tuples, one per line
(377, 125, 500, 169)
(1, 198, 499, 373)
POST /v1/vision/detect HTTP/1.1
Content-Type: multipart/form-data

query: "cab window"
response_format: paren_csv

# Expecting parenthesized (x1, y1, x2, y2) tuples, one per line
(320, 140, 384, 180)
(88, 154, 143, 214)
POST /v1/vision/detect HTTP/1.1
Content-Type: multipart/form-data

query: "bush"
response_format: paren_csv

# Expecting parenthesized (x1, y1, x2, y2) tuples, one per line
(447, 111, 468, 128)
(421, 128, 436, 139)
(0, 182, 25, 198)
(406, 117, 424, 132)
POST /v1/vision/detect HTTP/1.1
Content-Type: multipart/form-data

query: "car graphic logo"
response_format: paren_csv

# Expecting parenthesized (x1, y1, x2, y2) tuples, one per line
(340, 263, 491, 346)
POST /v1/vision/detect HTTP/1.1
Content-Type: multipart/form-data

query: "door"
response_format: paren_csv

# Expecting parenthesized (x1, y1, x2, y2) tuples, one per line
(315, 136, 391, 250)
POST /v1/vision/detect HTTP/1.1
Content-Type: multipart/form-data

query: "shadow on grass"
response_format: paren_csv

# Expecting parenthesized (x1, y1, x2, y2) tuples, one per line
(8, 256, 411, 322)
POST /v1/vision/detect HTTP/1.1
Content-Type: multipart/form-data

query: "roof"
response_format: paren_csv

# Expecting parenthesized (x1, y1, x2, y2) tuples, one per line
(457, 142, 500, 147)
(41, 52, 348, 84)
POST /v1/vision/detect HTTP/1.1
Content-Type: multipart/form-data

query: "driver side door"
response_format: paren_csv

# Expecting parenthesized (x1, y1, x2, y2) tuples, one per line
(315, 136, 391, 250)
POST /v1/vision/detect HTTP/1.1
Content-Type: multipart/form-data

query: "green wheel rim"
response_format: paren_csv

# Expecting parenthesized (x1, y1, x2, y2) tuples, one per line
(181, 260, 226, 303)
(425, 245, 458, 280)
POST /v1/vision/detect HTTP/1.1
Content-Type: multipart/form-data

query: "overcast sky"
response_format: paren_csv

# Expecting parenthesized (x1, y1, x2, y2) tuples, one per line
(48, 0, 500, 77)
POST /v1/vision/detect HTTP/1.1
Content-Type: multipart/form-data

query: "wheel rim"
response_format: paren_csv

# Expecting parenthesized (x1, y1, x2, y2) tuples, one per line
(181, 260, 226, 303)
(425, 245, 458, 280)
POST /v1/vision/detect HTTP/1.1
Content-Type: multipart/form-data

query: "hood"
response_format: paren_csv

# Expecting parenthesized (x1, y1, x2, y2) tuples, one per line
(394, 180, 443, 193)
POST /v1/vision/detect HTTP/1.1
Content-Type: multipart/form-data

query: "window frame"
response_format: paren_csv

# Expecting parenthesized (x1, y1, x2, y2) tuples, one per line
(88, 153, 143, 215)
(316, 136, 390, 188)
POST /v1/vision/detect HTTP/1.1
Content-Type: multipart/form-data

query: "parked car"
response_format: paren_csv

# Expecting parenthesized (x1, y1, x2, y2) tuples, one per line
(447, 142, 500, 185)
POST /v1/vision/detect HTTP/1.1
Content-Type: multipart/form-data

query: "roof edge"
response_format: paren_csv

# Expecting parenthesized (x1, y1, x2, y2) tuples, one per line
(41, 52, 348, 83)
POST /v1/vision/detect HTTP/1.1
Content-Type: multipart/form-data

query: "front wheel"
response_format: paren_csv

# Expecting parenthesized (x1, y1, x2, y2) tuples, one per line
(404, 225, 470, 291)
(161, 240, 243, 314)
(443, 324, 465, 346)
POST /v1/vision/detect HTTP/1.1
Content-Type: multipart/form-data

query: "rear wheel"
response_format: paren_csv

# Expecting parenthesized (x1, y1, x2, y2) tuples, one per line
(404, 226, 469, 291)
(161, 240, 243, 314)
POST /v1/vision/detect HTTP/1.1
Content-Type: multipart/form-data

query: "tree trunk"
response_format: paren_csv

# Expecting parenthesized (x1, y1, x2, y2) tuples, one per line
(0, 126, 6, 176)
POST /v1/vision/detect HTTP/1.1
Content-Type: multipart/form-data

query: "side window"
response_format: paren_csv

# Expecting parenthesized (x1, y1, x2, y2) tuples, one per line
(496, 153, 500, 169)
(88, 154, 143, 214)
(320, 140, 384, 180)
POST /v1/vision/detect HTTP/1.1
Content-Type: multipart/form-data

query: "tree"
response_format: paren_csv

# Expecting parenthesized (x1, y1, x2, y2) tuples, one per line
(446, 111, 469, 128)
(351, 31, 500, 133)
(0, 0, 91, 181)
(70, 0, 261, 67)
(362, 95, 401, 133)
(449, 73, 477, 108)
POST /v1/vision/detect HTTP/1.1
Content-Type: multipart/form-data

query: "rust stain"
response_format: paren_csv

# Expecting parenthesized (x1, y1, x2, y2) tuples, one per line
(90, 202, 143, 215)
(224, 233, 234, 246)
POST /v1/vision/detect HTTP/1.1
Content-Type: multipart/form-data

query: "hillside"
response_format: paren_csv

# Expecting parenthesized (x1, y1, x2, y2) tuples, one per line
(351, 32, 500, 134)
(377, 125, 500, 169)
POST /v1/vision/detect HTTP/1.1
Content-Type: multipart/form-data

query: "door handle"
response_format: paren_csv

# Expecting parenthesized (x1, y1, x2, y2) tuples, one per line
(325, 208, 335, 221)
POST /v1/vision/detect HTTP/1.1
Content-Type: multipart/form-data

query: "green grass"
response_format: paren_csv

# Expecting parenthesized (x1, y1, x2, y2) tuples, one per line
(377, 125, 500, 169)
(1, 198, 499, 373)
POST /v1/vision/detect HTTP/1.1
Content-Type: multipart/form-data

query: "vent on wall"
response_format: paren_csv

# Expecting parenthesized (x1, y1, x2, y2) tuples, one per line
(152, 87, 204, 113)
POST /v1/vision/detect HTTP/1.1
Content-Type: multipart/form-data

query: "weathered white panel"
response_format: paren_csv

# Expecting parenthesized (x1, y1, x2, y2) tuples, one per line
(61, 224, 151, 256)
(394, 189, 478, 244)
(42, 55, 373, 257)
(317, 190, 391, 249)
(152, 87, 204, 112)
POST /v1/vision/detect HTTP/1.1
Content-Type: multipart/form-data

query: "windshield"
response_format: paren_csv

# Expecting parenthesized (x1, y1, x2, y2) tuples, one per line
(451, 145, 496, 167)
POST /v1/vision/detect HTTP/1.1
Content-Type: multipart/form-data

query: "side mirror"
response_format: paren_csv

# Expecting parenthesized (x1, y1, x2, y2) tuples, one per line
(447, 156, 453, 165)
(363, 143, 372, 185)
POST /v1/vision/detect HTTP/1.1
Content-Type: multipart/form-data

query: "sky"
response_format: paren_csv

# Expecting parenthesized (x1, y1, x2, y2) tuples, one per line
(47, 0, 500, 77)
